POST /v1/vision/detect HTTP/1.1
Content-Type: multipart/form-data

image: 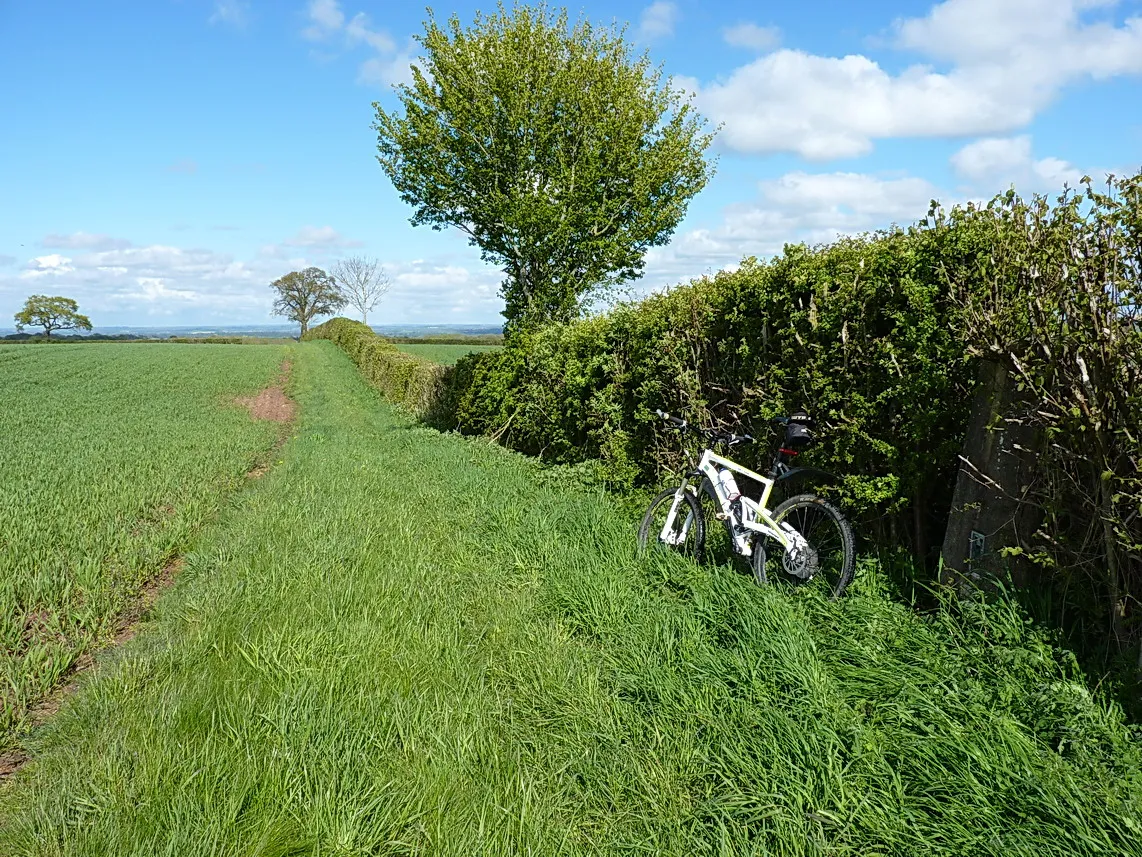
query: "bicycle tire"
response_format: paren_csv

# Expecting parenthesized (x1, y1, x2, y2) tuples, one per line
(638, 486, 705, 562)
(751, 493, 855, 598)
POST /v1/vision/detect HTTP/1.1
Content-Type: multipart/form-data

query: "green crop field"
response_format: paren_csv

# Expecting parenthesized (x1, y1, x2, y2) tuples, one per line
(394, 342, 501, 365)
(0, 343, 289, 745)
(1, 341, 1138, 856)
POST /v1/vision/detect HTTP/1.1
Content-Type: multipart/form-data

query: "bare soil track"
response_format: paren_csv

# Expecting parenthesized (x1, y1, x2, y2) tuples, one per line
(235, 360, 295, 424)
(0, 361, 297, 781)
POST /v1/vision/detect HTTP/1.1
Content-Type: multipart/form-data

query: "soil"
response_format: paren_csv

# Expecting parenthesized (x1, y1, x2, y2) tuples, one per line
(235, 360, 296, 423)
(1, 361, 299, 781)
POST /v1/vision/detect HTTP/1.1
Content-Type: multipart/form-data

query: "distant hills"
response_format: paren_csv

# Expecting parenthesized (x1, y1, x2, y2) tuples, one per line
(0, 323, 503, 341)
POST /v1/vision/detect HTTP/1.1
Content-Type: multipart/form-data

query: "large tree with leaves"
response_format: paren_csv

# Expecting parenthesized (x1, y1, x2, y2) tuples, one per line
(14, 295, 93, 337)
(269, 267, 345, 336)
(373, 2, 715, 334)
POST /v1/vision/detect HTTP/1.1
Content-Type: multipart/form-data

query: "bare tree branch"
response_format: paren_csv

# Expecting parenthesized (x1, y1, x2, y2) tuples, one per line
(331, 256, 391, 326)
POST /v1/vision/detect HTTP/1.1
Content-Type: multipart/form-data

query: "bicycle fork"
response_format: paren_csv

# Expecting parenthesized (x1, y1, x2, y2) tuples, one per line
(659, 481, 695, 547)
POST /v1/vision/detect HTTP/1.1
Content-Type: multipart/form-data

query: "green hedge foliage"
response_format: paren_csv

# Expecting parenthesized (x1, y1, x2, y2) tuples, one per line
(312, 176, 1141, 661)
(442, 227, 994, 558)
(303, 318, 448, 418)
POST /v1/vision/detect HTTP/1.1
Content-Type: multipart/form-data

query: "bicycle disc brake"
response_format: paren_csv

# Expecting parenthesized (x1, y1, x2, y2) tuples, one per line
(778, 522, 818, 579)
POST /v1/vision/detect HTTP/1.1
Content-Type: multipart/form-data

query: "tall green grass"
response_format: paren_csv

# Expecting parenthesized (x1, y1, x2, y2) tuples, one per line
(0, 341, 1138, 855)
(0, 344, 288, 744)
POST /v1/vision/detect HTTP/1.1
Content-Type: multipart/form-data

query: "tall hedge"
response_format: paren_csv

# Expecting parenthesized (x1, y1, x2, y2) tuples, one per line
(303, 318, 449, 418)
(313, 175, 1142, 659)
(443, 226, 992, 562)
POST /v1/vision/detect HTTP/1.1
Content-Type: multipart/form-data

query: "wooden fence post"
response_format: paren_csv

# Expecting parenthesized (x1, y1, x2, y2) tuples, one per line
(940, 359, 1041, 593)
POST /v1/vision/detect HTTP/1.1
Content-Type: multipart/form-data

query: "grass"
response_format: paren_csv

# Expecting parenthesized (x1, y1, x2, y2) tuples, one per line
(393, 342, 501, 365)
(1, 340, 1139, 855)
(0, 343, 288, 745)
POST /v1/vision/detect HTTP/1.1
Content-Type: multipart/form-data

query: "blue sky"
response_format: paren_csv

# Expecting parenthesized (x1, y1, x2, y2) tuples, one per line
(2, 0, 1140, 328)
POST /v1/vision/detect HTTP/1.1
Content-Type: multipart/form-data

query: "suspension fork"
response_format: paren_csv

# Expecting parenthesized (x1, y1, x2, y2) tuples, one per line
(659, 475, 697, 544)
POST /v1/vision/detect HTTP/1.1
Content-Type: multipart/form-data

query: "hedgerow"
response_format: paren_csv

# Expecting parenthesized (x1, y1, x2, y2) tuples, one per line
(444, 228, 988, 559)
(303, 318, 449, 417)
(315, 175, 1142, 664)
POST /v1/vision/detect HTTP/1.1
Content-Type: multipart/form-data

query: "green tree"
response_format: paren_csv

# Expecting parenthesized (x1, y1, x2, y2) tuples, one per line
(270, 267, 345, 336)
(373, 2, 716, 334)
(14, 295, 93, 337)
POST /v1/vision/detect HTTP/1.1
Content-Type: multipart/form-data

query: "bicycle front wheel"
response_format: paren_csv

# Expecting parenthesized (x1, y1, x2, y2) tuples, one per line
(638, 487, 705, 562)
(752, 494, 855, 598)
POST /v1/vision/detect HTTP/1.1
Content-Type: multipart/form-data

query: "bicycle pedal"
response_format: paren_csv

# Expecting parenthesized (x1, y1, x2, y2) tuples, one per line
(715, 512, 730, 520)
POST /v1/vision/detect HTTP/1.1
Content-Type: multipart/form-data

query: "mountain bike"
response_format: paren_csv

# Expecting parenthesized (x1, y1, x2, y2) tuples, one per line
(637, 409, 856, 598)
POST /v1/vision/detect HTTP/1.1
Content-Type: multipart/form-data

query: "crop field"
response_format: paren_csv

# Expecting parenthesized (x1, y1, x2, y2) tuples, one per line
(1, 341, 1138, 856)
(0, 343, 289, 745)
(394, 342, 501, 365)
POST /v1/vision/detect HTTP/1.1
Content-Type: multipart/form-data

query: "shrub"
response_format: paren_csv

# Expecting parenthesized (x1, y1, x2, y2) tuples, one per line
(444, 228, 987, 561)
(304, 318, 449, 418)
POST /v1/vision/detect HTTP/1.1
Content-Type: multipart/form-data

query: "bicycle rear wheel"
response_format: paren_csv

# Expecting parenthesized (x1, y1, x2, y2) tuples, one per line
(638, 486, 705, 562)
(751, 494, 855, 598)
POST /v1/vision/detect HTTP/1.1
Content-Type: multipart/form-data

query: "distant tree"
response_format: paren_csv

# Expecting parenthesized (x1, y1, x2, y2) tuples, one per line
(373, 2, 716, 334)
(332, 256, 391, 326)
(14, 295, 93, 337)
(269, 267, 345, 336)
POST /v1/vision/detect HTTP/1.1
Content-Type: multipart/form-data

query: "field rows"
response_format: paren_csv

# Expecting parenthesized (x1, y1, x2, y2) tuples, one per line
(0, 344, 288, 743)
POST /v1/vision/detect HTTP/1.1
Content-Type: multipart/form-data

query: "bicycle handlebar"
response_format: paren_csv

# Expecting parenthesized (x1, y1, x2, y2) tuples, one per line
(655, 409, 754, 446)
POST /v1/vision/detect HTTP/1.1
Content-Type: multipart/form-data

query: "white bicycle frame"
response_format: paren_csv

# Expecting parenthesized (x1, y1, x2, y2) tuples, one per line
(658, 448, 808, 558)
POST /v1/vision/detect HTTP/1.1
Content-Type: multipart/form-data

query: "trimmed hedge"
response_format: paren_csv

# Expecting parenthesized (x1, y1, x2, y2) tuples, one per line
(309, 177, 1142, 662)
(303, 318, 449, 417)
(442, 227, 988, 561)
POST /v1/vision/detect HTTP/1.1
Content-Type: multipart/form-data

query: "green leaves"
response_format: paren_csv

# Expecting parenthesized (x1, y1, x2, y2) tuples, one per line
(373, 2, 715, 333)
(13, 295, 92, 337)
(269, 267, 345, 335)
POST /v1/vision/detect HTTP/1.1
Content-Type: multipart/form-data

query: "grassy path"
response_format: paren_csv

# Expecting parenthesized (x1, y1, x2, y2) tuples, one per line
(1, 341, 1138, 855)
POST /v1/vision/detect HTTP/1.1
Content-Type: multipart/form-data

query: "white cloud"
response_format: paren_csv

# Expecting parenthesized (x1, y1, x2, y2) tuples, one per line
(122, 277, 204, 304)
(300, 1, 408, 88)
(700, 52, 1026, 160)
(723, 22, 781, 51)
(357, 46, 417, 87)
(42, 232, 132, 251)
(696, 0, 1142, 159)
(345, 12, 395, 52)
(893, 0, 1140, 73)
(951, 136, 1085, 187)
(209, 0, 249, 27)
(638, 1, 679, 41)
(21, 254, 76, 279)
(302, 0, 345, 40)
(1, 237, 505, 327)
(640, 170, 942, 288)
(385, 260, 502, 321)
(281, 226, 363, 249)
